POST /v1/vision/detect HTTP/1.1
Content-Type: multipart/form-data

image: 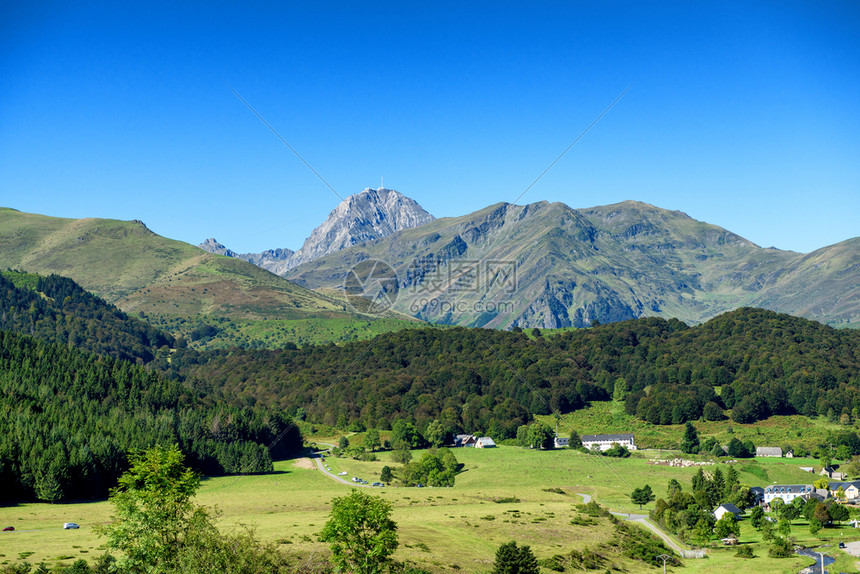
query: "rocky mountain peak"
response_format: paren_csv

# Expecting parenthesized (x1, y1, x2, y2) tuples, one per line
(284, 187, 435, 270)
(199, 238, 238, 257)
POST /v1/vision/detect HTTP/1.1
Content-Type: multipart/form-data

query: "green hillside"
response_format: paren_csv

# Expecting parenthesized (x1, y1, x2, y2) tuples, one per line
(177, 308, 860, 438)
(0, 208, 424, 347)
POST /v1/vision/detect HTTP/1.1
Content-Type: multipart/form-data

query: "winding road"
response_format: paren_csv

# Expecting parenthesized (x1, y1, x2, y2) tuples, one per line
(310, 444, 378, 488)
(577, 493, 688, 555)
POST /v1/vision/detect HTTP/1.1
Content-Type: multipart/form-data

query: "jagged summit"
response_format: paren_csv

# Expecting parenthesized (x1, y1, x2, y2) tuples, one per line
(199, 238, 238, 258)
(198, 238, 294, 273)
(199, 187, 434, 274)
(285, 187, 434, 270)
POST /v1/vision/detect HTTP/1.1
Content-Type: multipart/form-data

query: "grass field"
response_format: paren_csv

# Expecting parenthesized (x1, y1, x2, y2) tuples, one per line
(148, 314, 429, 350)
(4, 444, 856, 573)
(543, 400, 853, 452)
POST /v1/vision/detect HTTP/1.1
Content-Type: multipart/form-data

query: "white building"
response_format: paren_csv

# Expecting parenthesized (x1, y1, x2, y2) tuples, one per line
(580, 433, 637, 452)
(763, 484, 815, 505)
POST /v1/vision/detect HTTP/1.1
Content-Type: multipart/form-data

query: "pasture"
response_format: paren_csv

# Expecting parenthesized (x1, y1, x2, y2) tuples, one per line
(0, 445, 852, 573)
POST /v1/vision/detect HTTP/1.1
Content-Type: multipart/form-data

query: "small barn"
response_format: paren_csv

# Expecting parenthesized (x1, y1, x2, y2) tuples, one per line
(713, 503, 742, 521)
(475, 437, 496, 448)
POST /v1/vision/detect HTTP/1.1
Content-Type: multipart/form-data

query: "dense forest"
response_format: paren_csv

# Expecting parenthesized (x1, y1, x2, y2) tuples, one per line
(177, 308, 860, 436)
(1, 271, 859, 502)
(0, 328, 301, 502)
(0, 271, 175, 364)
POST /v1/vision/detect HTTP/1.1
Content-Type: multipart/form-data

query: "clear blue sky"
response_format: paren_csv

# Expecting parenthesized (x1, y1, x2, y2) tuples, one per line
(2, 1, 858, 254)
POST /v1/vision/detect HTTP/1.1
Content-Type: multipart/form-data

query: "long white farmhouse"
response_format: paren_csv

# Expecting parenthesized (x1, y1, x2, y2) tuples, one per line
(580, 433, 637, 451)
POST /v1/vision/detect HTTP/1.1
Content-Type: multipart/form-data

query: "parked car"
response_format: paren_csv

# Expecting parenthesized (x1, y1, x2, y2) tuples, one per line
(338, 471, 347, 476)
(63, 523, 80, 529)
(2, 526, 14, 531)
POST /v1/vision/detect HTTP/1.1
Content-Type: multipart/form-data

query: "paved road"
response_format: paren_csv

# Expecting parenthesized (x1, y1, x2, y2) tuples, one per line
(575, 493, 687, 555)
(611, 511, 688, 554)
(311, 444, 378, 488)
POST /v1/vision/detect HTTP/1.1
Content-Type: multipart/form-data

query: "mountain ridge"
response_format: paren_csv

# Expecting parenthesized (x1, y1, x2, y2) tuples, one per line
(286, 199, 858, 329)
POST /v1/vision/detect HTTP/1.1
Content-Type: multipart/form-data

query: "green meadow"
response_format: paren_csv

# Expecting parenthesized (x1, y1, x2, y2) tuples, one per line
(542, 401, 852, 452)
(3, 444, 854, 573)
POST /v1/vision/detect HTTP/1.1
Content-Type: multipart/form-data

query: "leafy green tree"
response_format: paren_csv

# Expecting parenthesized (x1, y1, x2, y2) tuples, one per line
(680, 422, 699, 454)
(526, 422, 554, 450)
(319, 490, 398, 574)
(631, 485, 655, 509)
(781, 504, 799, 524)
(380, 466, 392, 484)
(666, 478, 683, 498)
(836, 444, 852, 461)
(568, 430, 582, 449)
(392, 449, 412, 464)
(828, 502, 849, 523)
(491, 541, 539, 574)
(612, 377, 628, 401)
(100, 444, 206, 572)
(760, 519, 775, 541)
(809, 517, 822, 535)
(710, 443, 725, 457)
(750, 506, 765, 529)
(726, 437, 751, 458)
(777, 517, 791, 536)
(516, 425, 529, 447)
(364, 429, 381, 452)
(339, 436, 350, 450)
(604, 444, 631, 458)
(423, 420, 446, 448)
(814, 502, 831, 525)
(714, 514, 740, 539)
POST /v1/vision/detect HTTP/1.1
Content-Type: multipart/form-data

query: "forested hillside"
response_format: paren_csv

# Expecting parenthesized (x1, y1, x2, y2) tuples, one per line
(0, 328, 301, 502)
(1, 270, 175, 364)
(177, 309, 860, 436)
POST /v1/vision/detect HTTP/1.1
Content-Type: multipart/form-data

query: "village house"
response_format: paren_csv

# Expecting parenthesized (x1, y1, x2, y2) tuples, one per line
(554, 436, 569, 449)
(454, 434, 476, 447)
(714, 503, 742, 521)
(821, 466, 846, 481)
(762, 484, 817, 505)
(475, 437, 496, 448)
(755, 446, 783, 458)
(580, 433, 637, 452)
(828, 481, 860, 501)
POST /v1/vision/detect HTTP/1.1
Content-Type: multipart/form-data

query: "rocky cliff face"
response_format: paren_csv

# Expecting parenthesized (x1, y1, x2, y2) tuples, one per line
(200, 187, 434, 274)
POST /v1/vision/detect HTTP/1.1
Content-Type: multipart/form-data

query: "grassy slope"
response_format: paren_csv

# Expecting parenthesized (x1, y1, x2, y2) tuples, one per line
(150, 314, 430, 349)
(544, 401, 849, 453)
(2, 445, 850, 573)
(0, 208, 425, 344)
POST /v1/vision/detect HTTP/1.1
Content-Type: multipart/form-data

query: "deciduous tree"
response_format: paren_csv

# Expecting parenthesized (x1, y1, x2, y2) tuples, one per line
(319, 490, 398, 574)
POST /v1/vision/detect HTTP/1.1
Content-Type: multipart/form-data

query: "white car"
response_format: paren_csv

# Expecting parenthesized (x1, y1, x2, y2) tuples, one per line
(338, 471, 347, 476)
(63, 523, 80, 529)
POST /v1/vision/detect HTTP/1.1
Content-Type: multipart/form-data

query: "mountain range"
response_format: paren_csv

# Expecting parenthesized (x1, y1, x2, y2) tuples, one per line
(283, 199, 858, 329)
(1, 189, 857, 333)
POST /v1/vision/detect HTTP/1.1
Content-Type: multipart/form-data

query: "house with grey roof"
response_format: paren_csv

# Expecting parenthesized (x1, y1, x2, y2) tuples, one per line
(755, 446, 783, 457)
(580, 434, 637, 452)
(763, 484, 817, 505)
(714, 503, 742, 520)
(475, 437, 496, 448)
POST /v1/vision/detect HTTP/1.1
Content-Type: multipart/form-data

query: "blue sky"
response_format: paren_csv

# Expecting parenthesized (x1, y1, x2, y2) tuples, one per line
(2, 1, 858, 254)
